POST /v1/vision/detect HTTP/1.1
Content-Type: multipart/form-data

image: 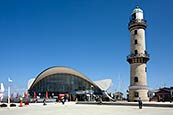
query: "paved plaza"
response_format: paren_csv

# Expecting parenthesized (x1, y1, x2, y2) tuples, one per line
(0, 102, 173, 115)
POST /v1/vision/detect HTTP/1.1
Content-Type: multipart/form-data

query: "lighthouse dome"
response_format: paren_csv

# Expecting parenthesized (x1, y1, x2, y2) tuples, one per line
(132, 6, 143, 14)
(131, 6, 144, 20)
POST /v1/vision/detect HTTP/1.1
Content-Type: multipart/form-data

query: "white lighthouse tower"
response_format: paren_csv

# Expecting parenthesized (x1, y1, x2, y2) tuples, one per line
(127, 6, 150, 102)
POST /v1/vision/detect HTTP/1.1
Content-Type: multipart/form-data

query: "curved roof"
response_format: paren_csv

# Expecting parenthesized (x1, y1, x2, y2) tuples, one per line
(27, 78, 35, 90)
(94, 79, 112, 91)
(132, 6, 143, 14)
(29, 66, 98, 90)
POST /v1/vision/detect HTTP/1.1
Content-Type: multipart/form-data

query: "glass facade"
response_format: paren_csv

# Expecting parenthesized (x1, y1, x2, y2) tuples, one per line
(28, 73, 102, 97)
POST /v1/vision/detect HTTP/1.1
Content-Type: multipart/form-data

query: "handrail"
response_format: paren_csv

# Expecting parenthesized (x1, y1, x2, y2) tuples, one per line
(127, 53, 150, 59)
(128, 19, 147, 26)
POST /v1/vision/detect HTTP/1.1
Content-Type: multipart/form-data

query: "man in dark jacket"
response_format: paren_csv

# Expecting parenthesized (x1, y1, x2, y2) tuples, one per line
(138, 97, 143, 109)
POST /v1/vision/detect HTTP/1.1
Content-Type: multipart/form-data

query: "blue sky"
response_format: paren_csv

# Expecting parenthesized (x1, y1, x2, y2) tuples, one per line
(0, 0, 173, 95)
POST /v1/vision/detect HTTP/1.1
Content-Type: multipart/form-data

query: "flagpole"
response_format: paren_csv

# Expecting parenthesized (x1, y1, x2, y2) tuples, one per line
(8, 84, 10, 108)
(7, 78, 12, 108)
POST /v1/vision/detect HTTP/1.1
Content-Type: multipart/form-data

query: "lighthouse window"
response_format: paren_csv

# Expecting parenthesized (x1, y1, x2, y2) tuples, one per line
(134, 30, 138, 35)
(145, 67, 147, 72)
(135, 40, 138, 44)
(135, 50, 138, 54)
(134, 92, 139, 97)
(132, 13, 136, 20)
(134, 77, 138, 82)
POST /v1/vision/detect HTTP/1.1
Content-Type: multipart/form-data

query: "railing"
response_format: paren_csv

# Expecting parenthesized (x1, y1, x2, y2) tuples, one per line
(128, 19, 147, 27)
(129, 85, 147, 90)
(127, 53, 150, 59)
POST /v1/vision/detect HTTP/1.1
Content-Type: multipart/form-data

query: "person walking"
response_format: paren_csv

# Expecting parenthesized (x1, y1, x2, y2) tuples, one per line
(61, 96, 65, 105)
(99, 95, 102, 105)
(43, 99, 47, 106)
(138, 97, 143, 109)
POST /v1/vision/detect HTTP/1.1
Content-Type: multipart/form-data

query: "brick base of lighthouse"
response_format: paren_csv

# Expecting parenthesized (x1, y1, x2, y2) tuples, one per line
(128, 89, 149, 102)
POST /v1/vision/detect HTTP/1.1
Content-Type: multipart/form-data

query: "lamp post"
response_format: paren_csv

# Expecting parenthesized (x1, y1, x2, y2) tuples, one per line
(39, 93, 41, 98)
(90, 85, 93, 101)
(52, 93, 54, 98)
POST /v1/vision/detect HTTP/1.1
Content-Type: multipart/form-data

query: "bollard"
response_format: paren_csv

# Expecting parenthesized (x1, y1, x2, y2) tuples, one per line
(19, 97, 23, 107)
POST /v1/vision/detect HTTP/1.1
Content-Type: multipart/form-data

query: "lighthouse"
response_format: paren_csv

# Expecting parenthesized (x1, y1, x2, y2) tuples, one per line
(127, 6, 150, 102)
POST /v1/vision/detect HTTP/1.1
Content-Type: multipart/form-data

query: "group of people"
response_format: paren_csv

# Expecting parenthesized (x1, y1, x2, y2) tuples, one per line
(61, 95, 67, 105)
(43, 95, 68, 106)
(42, 95, 143, 109)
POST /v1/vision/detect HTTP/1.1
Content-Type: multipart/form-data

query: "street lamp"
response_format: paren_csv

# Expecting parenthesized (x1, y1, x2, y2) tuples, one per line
(52, 93, 54, 98)
(39, 93, 41, 98)
(90, 85, 93, 101)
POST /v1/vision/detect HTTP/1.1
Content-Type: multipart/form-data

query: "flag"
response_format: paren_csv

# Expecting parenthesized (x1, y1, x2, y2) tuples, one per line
(0, 83, 5, 92)
(8, 78, 12, 82)
(24, 92, 28, 98)
(34, 92, 37, 98)
(46, 91, 48, 99)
